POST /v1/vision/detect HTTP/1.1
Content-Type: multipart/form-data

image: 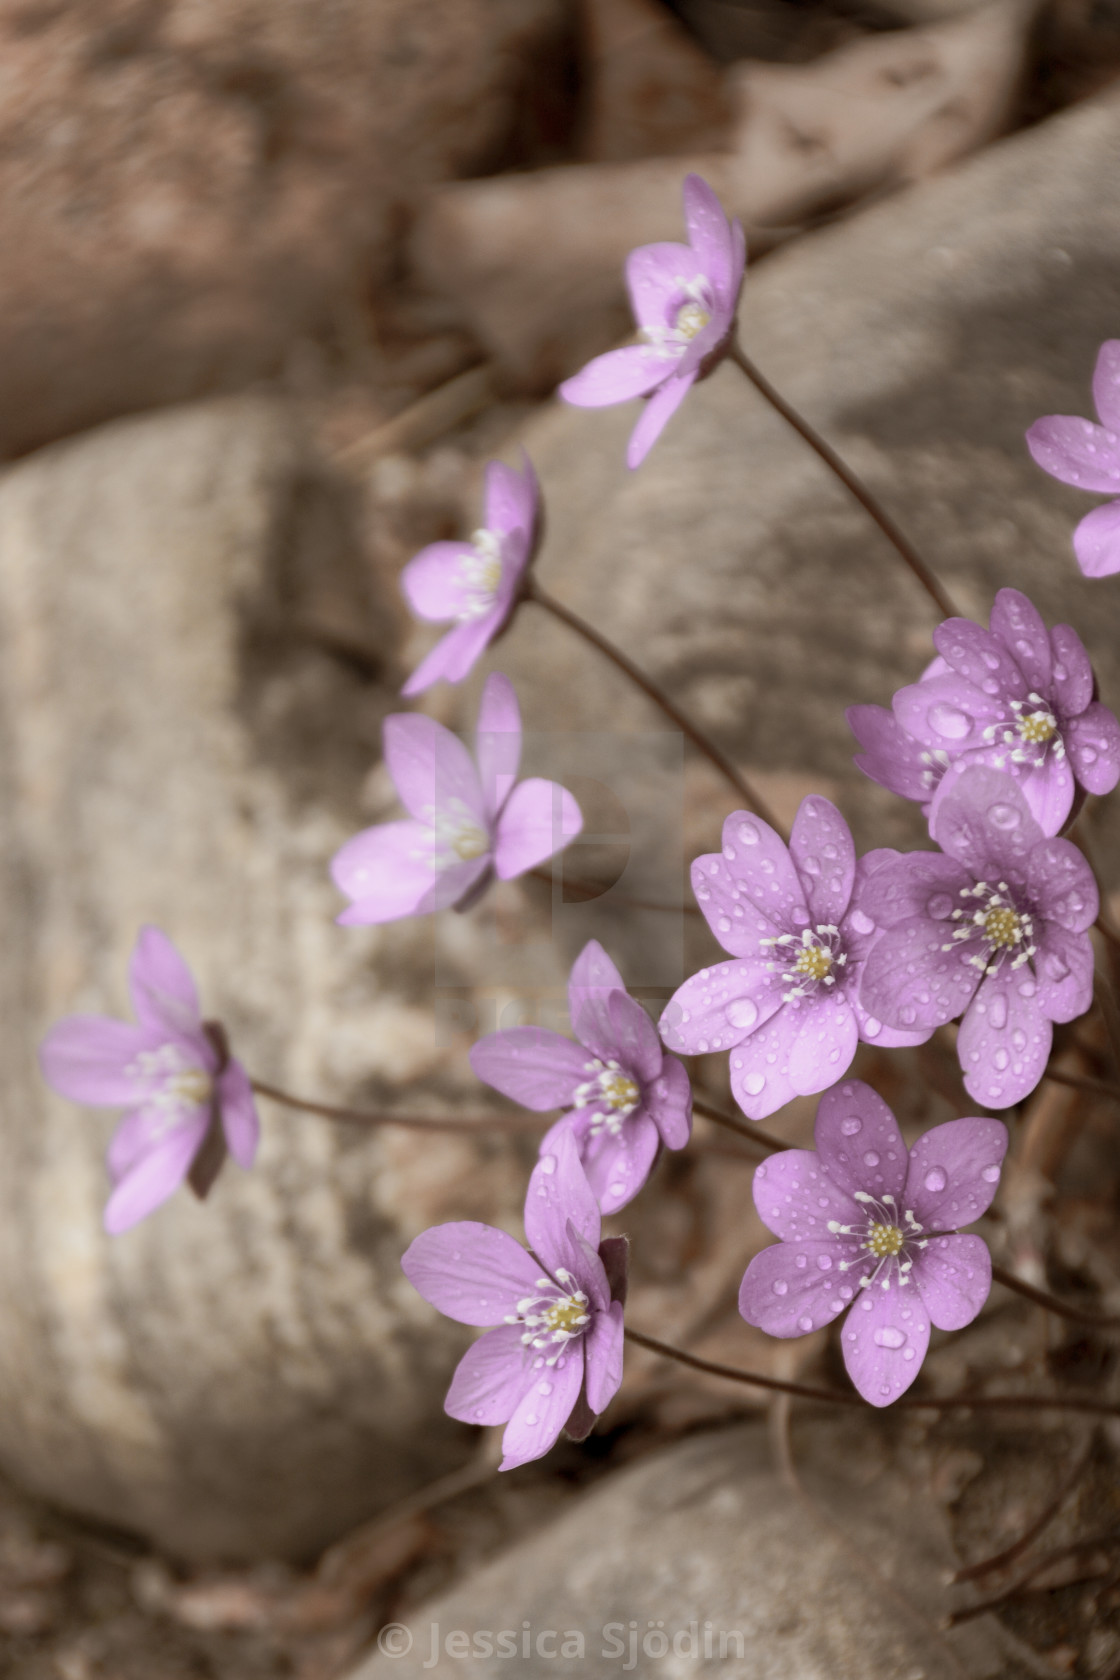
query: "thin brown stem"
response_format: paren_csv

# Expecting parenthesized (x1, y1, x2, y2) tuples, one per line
(950, 1434, 1094, 1584)
(1041, 1066, 1120, 1104)
(250, 1079, 544, 1133)
(691, 1094, 787, 1153)
(524, 577, 784, 836)
(1096, 973, 1120, 1082)
(991, 1262, 1120, 1330)
(728, 343, 960, 621)
(625, 1326, 1120, 1418)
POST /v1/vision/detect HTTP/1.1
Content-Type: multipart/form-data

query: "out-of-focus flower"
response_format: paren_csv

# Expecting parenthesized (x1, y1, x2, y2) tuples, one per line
(401, 1128, 627, 1469)
(739, 1079, 1007, 1406)
(470, 939, 691, 1213)
(331, 672, 582, 924)
(847, 589, 1120, 836)
(859, 765, 1097, 1108)
(659, 799, 931, 1122)
(400, 456, 539, 697)
(39, 926, 259, 1234)
(1027, 340, 1120, 577)
(559, 174, 745, 469)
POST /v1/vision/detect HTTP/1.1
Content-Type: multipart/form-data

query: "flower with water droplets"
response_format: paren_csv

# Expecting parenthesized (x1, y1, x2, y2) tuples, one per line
(659, 799, 932, 1122)
(331, 672, 582, 924)
(39, 926, 259, 1234)
(401, 1128, 627, 1469)
(400, 455, 539, 696)
(859, 765, 1097, 1108)
(739, 1079, 1007, 1406)
(558, 174, 745, 469)
(1026, 340, 1120, 577)
(470, 940, 691, 1213)
(847, 588, 1120, 837)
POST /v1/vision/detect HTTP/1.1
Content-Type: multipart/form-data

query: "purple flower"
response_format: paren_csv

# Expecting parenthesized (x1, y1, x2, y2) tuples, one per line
(739, 1079, 1007, 1406)
(331, 672, 582, 924)
(1026, 340, 1120, 577)
(859, 765, 1097, 1108)
(659, 800, 932, 1122)
(39, 926, 259, 1235)
(848, 589, 1120, 837)
(400, 456, 539, 697)
(470, 940, 692, 1214)
(558, 174, 745, 469)
(401, 1128, 627, 1470)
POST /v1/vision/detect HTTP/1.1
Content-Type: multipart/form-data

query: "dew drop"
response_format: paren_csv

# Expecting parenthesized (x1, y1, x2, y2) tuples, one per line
(929, 703, 971, 740)
(981, 1164, 1001, 1183)
(524, 1413, 538, 1426)
(727, 998, 759, 1031)
(816, 1254, 833, 1271)
(840, 1116, 862, 1136)
(873, 1326, 907, 1350)
(988, 991, 1008, 1030)
(923, 1165, 947, 1193)
(743, 1071, 766, 1097)
(902, 1347, 916, 1362)
(1044, 952, 1069, 983)
(848, 909, 875, 937)
(988, 802, 1020, 830)
(738, 820, 760, 846)
(992, 1047, 1009, 1071)
(863, 1150, 880, 1167)
(539, 1155, 556, 1176)
(772, 1279, 788, 1296)
(899, 1005, 917, 1025)
(797, 1315, 814, 1332)
(863, 1017, 882, 1039)
(538, 1381, 552, 1396)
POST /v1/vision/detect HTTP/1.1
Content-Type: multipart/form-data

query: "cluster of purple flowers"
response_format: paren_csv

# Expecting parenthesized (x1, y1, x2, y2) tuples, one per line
(37, 174, 1118, 1451)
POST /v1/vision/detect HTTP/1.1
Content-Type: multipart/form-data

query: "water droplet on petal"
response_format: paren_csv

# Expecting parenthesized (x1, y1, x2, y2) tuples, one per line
(924, 1166, 947, 1193)
(743, 1071, 766, 1097)
(988, 991, 1008, 1030)
(817, 1254, 833, 1271)
(840, 1116, 862, 1136)
(988, 803, 1020, 830)
(727, 998, 759, 1030)
(738, 820, 760, 846)
(797, 1315, 814, 1332)
(863, 1017, 882, 1040)
(539, 1155, 556, 1175)
(929, 703, 971, 740)
(873, 1327, 906, 1350)
(848, 909, 875, 937)
(772, 1279, 788, 1296)
(863, 1150, 880, 1167)
(981, 1164, 1001, 1183)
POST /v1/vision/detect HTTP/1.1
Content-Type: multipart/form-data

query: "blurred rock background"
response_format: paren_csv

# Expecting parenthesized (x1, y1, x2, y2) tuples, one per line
(1, 1, 1120, 1676)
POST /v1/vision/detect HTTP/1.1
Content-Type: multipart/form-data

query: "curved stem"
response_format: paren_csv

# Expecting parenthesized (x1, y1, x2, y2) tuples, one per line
(251, 1078, 544, 1133)
(624, 1326, 1120, 1418)
(728, 344, 960, 621)
(990, 1262, 1120, 1330)
(691, 1094, 786, 1153)
(1041, 1065, 1120, 1104)
(524, 577, 784, 836)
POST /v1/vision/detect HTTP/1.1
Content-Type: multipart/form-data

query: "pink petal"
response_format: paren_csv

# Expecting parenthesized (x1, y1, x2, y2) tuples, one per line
(892, 672, 1004, 755)
(469, 1026, 588, 1110)
(958, 976, 1051, 1109)
(859, 916, 979, 1034)
(1049, 623, 1094, 714)
(1073, 500, 1120, 578)
(1092, 339, 1120, 431)
(659, 959, 782, 1056)
(847, 703, 933, 802)
(444, 1324, 536, 1425)
(476, 671, 522, 820)
(625, 240, 702, 331)
(544, 1108, 660, 1216)
(401, 613, 502, 698)
(559, 346, 667, 407)
(695, 810, 806, 949)
(933, 619, 1028, 702)
(523, 1129, 601, 1284)
(493, 778, 581, 879)
(499, 1342, 583, 1470)
(729, 1005, 803, 1120)
(402, 1222, 543, 1326)
(751, 1147, 861, 1242)
(384, 713, 486, 828)
(1065, 702, 1120, 794)
(903, 1115, 1007, 1230)
(840, 1278, 931, 1406)
(583, 1300, 624, 1415)
(218, 1059, 260, 1168)
(331, 819, 441, 924)
(40, 1016, 155, 1107)
(1026, 836, 1098, 934)
(129, 926, 202, 1039)
(989, 589, 1051, 693)
(913, 1234, 992, 1331)
(848, 989, 934, 1050)
(1015, 755, 1074, 838)
(567, 939, 626, 1038)
(626, 372, 694, 469)
(739, 1240, 872, 1337)
(931, 765, 1042, 880)
(400, 541, 478, 622)
(814, 1079, 907, 1202)
(576, 990, 661, 1085)
(789, 795, 855, 927)
(103, 1119, 207, 1235)
(643, 1054, 692, 1150)
(1025, 414, 1120, 493)
(484, 456, 539, 541)
(786, 992, 859, 1098)
(1032, 924, 1094, 1023)
(683, 174, 733, 298)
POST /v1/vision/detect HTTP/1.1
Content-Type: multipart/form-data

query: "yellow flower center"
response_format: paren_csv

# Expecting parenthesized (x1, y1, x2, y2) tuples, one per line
(867, 1223, 904, 1259)
(1017, 710, 1057, 746)
(453, 824, 489, 861)
(600, 1071, 639, 1111)
(166, 1068, 213, 1109)
(792, 946, 833, 982)
(983, 905, 1022, 948)
(676, 301, 711, 339)
(544, 1296, 589, 1336)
